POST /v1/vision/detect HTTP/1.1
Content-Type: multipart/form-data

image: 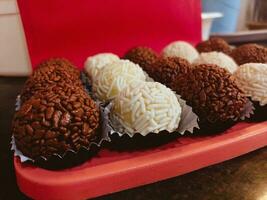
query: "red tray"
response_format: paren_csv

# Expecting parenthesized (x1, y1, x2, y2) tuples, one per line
(15, 122, 267, 200)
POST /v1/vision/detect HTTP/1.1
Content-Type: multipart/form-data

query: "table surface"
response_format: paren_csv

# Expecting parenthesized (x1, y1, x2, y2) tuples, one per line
(1, 76, 266, 200)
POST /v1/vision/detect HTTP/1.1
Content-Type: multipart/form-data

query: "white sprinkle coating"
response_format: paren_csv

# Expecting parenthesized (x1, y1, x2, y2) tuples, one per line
(112, 82, 182, 135)
(162, 41, 199, 63)
(92, 60, 146, 101)
(194, 51, 238, 73)
(234, 63, 267, 106)
(84, 53, 119, 79)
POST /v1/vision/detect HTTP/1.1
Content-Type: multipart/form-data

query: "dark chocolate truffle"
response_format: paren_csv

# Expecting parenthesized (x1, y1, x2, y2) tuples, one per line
(12, 85, 100, 159)
(123, 46, 158, 74)
(20, 65, 82, 103)
(230, 43, 267, 65)
(173, 64, 249, 124)
(196, 37, 232, 55)
(150, 57, 191, 88)
(37, 58, 80, 78)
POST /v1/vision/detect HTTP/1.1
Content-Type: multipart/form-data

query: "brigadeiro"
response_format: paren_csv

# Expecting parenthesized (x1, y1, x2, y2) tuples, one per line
(149, 57, 191, 88)
(84, 53, 120, 80)
(196, 37, 232, 55)
(230, 43, 267, 65)
(111, 81, 182, 136)
(123, 46, 158, 74)
(92, 60, 146, 102)
(162, 41, 199, 63)
(173, 64, 253, 133)
(20, 65, 82, 103)
(234, 63, 267, 121)
(194, 51, 238, 74)
(12, 84, 100, 162)
(37, 58, 80, 78)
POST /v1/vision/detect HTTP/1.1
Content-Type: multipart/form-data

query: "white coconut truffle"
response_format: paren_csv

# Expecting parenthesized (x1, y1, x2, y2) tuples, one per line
(234, 63, 267, 106)
(93, 60, 146, 101)
(162, 41, 199, 63)
(112, 82, 182, 135)
(84, 53, 119, 79)
(194, 51, 238, 73)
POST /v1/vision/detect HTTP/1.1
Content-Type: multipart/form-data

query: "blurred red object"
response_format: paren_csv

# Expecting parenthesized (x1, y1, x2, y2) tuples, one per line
(17, 0, 201, 69)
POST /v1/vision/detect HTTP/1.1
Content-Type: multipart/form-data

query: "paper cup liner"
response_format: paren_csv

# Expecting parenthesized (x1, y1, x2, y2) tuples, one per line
(11, 96, 111, 170)
(193, 99, 255, 135)
(104, 94, 199, 151)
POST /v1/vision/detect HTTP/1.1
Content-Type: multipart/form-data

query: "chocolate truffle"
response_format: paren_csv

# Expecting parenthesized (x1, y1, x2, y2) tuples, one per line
(112, 82, 181, 136)
(12, 85, 100, 159)
(84, 53, 119, 80)
(162, 41, 199, 63)
(123, 47, 158, 74)
(196, 37, 232, 55)
(20, 65, 82, 103)
(173, 64, 249, 125)
(230, 43, 267, 65)
(92, 60, 146, 102)
(194, 52, 238, 74)
(37, 58, 80, 78)
(150, 57, 191, 88)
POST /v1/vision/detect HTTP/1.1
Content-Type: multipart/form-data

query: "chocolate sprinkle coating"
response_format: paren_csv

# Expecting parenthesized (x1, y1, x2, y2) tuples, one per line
(150, 57, 191, 88)
(196, 37, 232, 55)
(230, 43, 267, 65)
(37, 58, 80, 78)
(173, 64, 248, 123)
(124, 46, 158, 74)
(12, 85, 100, 159)
(20, 65, 82, 103)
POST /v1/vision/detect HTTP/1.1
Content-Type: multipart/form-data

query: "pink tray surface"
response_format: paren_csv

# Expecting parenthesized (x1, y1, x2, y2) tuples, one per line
(15, 122, 267, 200)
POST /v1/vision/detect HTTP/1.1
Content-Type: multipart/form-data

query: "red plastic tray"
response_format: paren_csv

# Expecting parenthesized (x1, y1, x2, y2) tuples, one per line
(15, 122, 267, 200)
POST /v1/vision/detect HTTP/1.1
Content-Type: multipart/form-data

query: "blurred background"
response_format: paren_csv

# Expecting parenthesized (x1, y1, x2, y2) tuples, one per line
(0, 0, 267, 76)
(202, 0, 267, 39)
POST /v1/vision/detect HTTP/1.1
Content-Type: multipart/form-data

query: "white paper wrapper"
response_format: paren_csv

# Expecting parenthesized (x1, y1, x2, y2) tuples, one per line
(240, 100, 255, 120)
(11, 96, 111, 163)
(106, 94, 199, 138)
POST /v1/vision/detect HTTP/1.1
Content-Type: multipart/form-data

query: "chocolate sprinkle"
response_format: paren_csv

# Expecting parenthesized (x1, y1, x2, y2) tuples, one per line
(12, 85, 100, 159)
(173, 64, 248, 123)
(37, 58, 80, 78)
(196, 37, 232, 55)
(150, 57, 191, 88)
(20, 65, 82, 103)
(230, 43, 267, 65)
(124, 46, 158, 74)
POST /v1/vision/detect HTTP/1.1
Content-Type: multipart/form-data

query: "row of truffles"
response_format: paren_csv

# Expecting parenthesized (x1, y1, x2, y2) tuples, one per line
(84, 54, 183, 135)
(13, 58, 100, 160)
(124, 44, 253, 129)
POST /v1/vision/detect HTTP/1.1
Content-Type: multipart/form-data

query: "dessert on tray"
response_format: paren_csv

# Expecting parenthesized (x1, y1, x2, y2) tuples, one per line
(12, 37, 267, 168)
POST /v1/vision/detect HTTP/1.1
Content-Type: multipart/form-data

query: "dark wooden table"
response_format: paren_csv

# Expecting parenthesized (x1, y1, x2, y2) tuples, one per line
(0, 76, 266, 200)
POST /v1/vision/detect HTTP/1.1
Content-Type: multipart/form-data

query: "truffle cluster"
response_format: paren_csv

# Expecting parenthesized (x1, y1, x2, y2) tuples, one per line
(230, 44, 267, 65)
(112, 82, 181, 135)
(124, 47, 158, 74)
(196, 37, 232, 55)
(13, 85, 99, 159)
(173, 64, 248, 123)
(150, 57, 191, 88)
(20, 65, 82, 103)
